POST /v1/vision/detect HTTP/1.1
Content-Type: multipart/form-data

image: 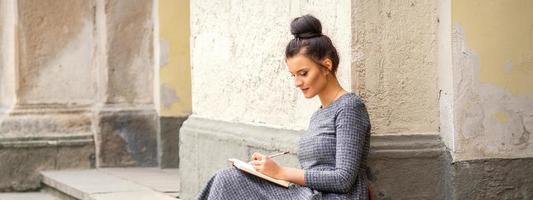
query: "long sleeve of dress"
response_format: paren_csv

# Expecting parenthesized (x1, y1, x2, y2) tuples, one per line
(304, 99, 370, 193)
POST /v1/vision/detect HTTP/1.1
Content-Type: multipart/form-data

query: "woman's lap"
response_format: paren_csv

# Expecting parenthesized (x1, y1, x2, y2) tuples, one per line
(197, 167, 318, 200)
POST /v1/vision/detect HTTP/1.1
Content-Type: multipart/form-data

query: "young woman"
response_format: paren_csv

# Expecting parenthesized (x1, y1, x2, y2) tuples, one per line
(197, 14, 371, 200)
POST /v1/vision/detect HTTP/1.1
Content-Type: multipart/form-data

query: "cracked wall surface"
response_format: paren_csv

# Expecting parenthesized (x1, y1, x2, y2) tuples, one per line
(452, 0, 533, 161)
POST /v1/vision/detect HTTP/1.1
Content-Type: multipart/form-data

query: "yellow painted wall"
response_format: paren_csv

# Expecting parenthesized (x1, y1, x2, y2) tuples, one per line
(159, 0, 191, 117)
(452, 0, 533, 98)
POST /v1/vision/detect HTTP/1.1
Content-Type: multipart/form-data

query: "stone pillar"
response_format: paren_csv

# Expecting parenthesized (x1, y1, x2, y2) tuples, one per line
(93, 0, 158, 167)
(351, 0, 446, 199)
(0, 0, 95, 191)
(0, 0, 159, 191)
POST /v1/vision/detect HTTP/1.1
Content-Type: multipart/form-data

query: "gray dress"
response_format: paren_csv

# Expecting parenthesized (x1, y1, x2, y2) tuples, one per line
(197, 92, 371, 200)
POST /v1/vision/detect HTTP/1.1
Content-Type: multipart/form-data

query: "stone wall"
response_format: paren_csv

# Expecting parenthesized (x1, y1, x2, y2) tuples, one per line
(0, 0, 158, 191)
(190, 0, 352, 130)
(181, 0, 446, 199)
(352, 0, 440, 135)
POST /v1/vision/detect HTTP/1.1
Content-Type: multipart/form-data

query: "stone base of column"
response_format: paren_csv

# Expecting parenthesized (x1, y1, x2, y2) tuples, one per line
(0, 106, 94, 192)
(178, 116, 447, 199)
(158, 116, 188, 168)
(445, 156, 533, 200)
(93, 105, 159, 167)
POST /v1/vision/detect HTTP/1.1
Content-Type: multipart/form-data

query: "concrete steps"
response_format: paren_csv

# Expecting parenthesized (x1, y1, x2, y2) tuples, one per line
(40, 168, 180, 200)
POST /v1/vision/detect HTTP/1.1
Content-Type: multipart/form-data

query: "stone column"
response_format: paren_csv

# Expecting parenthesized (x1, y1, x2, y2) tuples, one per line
(0, 0, 159, 191)
(92, 0, 158, 167)
(351, 0, 445, 199)
(0, 0, 95, 191)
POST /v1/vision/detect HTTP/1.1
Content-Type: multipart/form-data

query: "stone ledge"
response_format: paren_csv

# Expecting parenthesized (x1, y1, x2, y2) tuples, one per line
(182, 117, 445, 158)
(0, 134, 93, 148)
(179, 116, 447, 199)
(180, 116, 301, 153)
(370, 133, 445, 158)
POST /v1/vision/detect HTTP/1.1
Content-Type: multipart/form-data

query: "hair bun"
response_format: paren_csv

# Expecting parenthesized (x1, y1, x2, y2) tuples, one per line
(290, 14, 322, 39)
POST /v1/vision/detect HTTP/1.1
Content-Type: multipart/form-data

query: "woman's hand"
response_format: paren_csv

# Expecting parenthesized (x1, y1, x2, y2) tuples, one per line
(250, 152, 284, 180)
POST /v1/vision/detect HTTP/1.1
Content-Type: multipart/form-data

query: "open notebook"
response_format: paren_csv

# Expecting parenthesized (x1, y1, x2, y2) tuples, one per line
(228, 158, 290, 188)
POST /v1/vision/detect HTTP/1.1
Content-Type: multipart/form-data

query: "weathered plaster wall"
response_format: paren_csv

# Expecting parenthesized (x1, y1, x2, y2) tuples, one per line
(191, 0, 352, 130)
(159, 0, 191, 117)
(105, 0, 154, 105)
(94, 0, 158, 167)
(352, 0, 440, 135)
(452, 0, 533, 161)
(0, 0, 16, 109)
(17, 0, 95, 105)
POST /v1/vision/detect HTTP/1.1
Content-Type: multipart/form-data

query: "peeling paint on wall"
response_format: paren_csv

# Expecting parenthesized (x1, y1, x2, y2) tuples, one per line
(453, 0, 533, 99)
(160, 83, 180, 109)
(159, 0, 191, 117)
(452, 23, 533, 161)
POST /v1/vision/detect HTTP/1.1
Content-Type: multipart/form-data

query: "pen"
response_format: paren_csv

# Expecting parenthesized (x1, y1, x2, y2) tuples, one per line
(267, 151, 290, 158)
(249, 151, 290, 164)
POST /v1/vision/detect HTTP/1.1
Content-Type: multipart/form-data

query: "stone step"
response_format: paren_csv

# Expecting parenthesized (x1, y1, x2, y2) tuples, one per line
(0, 192, 60, 200)
(41, 168, 180, 200)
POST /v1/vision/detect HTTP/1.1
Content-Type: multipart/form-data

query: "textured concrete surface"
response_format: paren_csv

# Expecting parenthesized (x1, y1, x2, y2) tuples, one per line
(352, 0, 440, 135)
(445, 156, 533, 200)
(158, 116, 187, 168)
(94, 110, 158, 167)
(0, 192, 59, 200)
(41, 168, 179, 200)
(190, 0, 352, 130)
(180, 117, 446, 200)
(99, 168, 179, 193)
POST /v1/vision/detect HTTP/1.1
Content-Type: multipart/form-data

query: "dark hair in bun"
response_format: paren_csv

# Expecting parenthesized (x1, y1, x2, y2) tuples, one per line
(285, 14, 340, 74)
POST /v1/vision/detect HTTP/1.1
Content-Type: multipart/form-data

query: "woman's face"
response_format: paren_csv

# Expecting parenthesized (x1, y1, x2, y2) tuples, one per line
(286, 54, 329, 98)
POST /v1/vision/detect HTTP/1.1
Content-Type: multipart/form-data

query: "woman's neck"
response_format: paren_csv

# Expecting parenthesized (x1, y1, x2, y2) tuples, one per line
(318, 77, 345, 108)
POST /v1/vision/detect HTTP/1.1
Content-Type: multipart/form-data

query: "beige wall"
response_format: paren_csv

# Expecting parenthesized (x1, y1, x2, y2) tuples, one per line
(452, 0, 533, 160)
(190, 0, 352, 130)
(159, 0, 192, 117)
(352, 0, 440, 135)
(16, 0, 96, 105)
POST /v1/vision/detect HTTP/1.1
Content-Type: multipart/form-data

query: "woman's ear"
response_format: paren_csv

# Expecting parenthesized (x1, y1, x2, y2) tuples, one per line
(322, 58, 333, 73)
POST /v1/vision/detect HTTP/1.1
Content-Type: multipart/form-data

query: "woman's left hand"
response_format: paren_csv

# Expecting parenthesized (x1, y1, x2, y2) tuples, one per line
(250, 152, 284, 180)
